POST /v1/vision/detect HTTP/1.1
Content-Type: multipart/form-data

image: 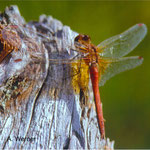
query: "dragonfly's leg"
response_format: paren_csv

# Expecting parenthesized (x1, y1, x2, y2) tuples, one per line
(69, 53, 80, 60)
(90, 63, 105, 139)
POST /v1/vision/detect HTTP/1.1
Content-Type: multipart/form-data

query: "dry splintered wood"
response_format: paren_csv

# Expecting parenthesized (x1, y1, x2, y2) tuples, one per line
(0, 5, 114, 149)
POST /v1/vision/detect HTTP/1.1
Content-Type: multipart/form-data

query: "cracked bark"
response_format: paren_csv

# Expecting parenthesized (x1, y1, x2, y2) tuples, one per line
(0, 5, 114, 149)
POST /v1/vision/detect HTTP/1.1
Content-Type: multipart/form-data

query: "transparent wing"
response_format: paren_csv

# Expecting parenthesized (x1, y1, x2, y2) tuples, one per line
(99, 56, 143, 86)
(98, 24, 147, 58)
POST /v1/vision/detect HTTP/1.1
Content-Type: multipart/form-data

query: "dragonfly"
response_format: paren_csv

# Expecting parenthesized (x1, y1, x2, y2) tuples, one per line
(65, 23, 147, 139)
(0, 23, 147, 140)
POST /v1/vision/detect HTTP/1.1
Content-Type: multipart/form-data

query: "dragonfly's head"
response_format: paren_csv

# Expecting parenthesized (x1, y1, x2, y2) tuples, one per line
(74, 34, 91, 48)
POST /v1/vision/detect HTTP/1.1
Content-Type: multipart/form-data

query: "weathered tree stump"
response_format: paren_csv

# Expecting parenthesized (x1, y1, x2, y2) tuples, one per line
(0, 5, 114, 149)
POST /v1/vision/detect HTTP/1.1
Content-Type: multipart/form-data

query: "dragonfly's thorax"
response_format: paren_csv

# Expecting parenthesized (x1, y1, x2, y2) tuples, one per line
(74, 34, 100, 65)
(84, 47, 99, 66)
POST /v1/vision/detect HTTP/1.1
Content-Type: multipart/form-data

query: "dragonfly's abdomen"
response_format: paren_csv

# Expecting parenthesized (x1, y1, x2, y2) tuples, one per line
(89, 63, 105, 139)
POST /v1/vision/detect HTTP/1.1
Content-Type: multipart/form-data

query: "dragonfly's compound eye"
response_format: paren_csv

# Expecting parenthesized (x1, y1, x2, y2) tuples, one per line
(82, 35, 90, 41)
(74, 34, 91, 44)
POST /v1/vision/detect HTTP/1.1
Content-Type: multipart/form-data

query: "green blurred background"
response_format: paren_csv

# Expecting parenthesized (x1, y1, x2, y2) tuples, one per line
(0, 1, 150, 149)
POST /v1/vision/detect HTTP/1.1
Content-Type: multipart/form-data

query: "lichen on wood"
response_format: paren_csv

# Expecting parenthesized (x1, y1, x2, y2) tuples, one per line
(0, 5, 114, 149)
